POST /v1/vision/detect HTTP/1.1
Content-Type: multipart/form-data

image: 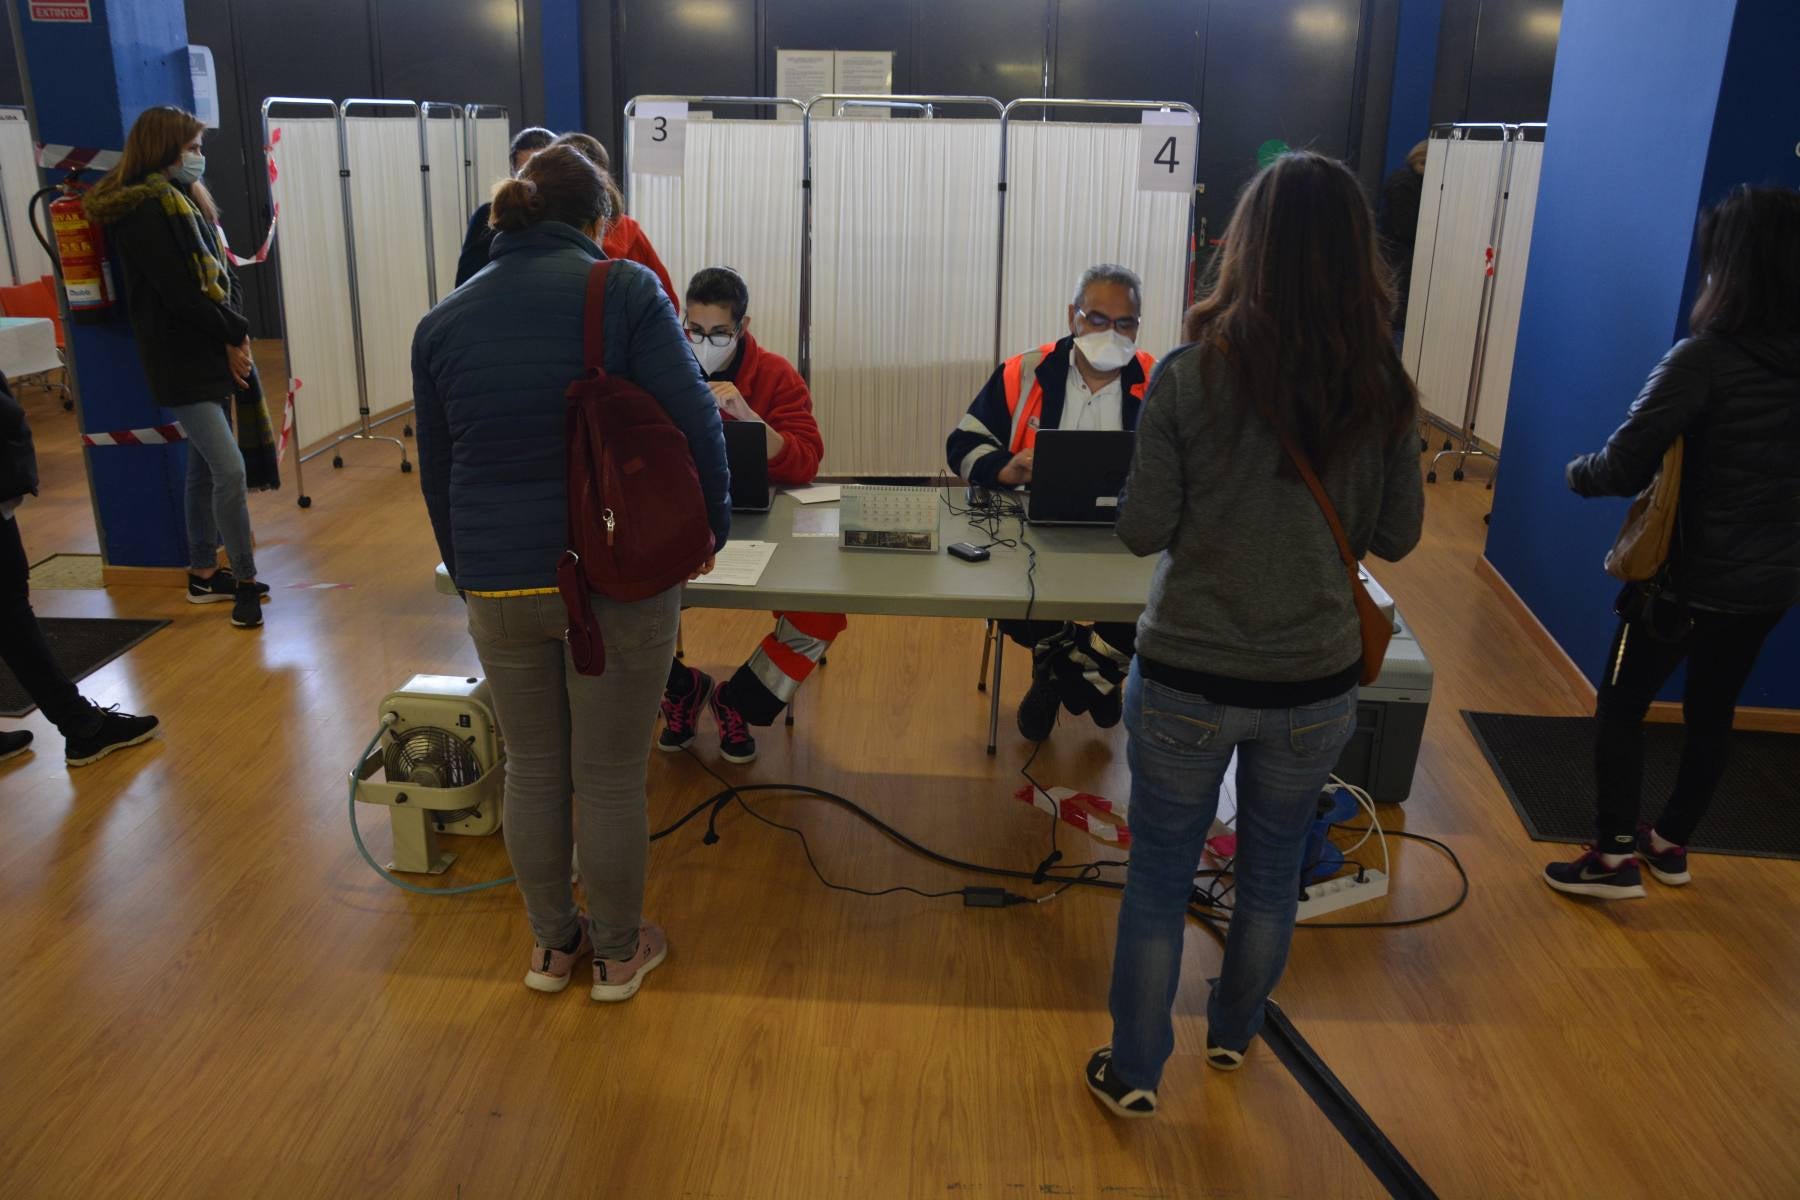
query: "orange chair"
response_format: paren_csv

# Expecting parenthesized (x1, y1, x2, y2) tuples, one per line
(0, 277, 70, 407)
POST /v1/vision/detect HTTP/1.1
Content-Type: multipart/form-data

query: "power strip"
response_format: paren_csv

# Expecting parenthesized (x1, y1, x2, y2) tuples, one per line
(1295, 869, 1389, 922)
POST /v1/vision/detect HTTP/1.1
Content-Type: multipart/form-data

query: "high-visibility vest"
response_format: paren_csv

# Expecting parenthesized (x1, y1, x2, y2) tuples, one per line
(1002, 343, 1157, 452)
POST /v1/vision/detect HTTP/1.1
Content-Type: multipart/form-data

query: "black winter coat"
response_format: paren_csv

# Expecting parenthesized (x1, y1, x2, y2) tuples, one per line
(1568, 334, 1800, 613)
(88, 181, 249, 409)
(0, 373, 37, 503)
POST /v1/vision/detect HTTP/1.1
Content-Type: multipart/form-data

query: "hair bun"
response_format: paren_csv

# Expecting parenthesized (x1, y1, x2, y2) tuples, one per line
(488, 175, 546, 232)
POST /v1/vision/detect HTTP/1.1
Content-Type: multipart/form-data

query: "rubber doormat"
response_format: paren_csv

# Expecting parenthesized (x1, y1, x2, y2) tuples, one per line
(0, 618, 168, 717)
(1464, 711, 1800, 861)
(28, 553, 104, 589)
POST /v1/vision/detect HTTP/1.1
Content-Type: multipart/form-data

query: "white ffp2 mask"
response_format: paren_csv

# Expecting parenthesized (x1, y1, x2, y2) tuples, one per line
(1075, 329, 1136, 373)
(692, 334, 740, 377)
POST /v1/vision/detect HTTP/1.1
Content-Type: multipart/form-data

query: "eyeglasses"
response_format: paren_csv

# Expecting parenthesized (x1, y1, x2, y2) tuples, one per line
(682, 323, 739, 347)
(1075, 308, 1140, 336)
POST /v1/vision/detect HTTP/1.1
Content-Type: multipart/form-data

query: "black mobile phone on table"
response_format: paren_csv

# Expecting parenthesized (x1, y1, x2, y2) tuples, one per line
(948, 542, 990, 563)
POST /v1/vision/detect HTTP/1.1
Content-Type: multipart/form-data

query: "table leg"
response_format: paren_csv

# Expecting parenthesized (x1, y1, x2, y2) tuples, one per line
(987, 634, 1004, 755)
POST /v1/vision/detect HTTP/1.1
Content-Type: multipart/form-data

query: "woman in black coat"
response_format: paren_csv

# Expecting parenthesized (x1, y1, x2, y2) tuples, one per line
(1546, 186, 1800, 899)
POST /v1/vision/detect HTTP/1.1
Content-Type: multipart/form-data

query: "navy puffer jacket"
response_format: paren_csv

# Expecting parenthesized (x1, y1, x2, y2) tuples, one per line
(412, 221, 731, 592)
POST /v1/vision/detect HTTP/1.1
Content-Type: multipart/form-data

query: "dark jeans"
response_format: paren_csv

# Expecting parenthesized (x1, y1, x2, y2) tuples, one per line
(1594, 606, 1785, 851)
(0, 515, 98, 737)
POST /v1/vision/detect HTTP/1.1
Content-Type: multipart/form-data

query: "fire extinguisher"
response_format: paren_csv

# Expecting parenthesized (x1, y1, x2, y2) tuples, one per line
(32, 174, 115, 323)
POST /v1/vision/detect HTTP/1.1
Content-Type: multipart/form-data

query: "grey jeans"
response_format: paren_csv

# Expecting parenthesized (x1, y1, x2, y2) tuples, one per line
(168, 400, 256, 578)
(466, 586, 681, 958)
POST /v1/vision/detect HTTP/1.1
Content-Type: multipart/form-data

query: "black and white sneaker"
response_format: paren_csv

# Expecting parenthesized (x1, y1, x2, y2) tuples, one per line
(0, 729, 33, 763)
(64, 707, 159, 767)
(1205, 1037, 1246, 1072)
(1084, 1046, 1157, 1119)
(189, 571, 269, 604)
(231, 583, 264, 629)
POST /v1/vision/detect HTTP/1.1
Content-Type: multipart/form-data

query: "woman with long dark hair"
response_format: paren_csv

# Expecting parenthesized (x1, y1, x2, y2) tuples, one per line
(1546, 186, 1800, 900)
(1086, 152, 1423, 1119)
(86, 106, 275, 631)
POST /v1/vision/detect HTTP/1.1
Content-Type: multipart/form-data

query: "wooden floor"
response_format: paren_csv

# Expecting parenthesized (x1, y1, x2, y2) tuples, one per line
(2, 363, 1797, 1200)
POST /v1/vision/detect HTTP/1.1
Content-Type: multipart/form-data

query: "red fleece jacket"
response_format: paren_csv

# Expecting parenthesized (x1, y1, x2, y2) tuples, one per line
(723, 334, 823, 486)
(602, 215, 677, 310)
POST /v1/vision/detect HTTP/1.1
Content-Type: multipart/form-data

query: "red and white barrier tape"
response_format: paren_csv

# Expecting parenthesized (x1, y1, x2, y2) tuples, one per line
(217, 205, 278, 267)
(37, 143, 121, 173)
(277, 379, 301, 459)
(1015, 784, 1132, 848)
(83, 422, 185, 447)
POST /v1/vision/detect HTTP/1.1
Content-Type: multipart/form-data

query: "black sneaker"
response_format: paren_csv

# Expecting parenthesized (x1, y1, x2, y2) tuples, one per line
(1635, 825, 1691, 886)
(1543, 848, 1646, 899)
(658, 667, 713, 753)
(1205, 1037, 1245, 1072)
(1084, 1047, 1157, 1119)
(65, 707, 160, 767)
(1017, 658, 1062, 743)
(709, 684, 758, 764)
(0, 729, 33, 763)
(231, 583, 264, 629)
(188, 571, 269, 604)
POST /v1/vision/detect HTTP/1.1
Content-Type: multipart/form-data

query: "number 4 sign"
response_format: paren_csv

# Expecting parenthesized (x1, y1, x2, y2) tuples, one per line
(1138, 110, 1196, 194)
(632, 101, 688, 177)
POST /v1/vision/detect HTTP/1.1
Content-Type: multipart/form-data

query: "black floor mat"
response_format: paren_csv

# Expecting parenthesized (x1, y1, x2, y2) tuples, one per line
(0, 618, 169, 717)
(1464, 711, 1800, 861)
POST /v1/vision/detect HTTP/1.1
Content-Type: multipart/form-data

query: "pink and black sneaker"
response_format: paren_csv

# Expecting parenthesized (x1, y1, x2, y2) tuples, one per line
(659, 667, 713, 753)
(709, 684, 758, 764)
(524, 920, 592, 994)
(1635, 825, 1691, 886)
(591, 922, 668, 1003)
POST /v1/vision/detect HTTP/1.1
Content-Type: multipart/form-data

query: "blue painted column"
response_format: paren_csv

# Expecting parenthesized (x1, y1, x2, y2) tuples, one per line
(1486, 0, 1800, 711)
(13, 0, 195, 569)
(1384, 0, 1444, 176)
(542, 0, 585, 133)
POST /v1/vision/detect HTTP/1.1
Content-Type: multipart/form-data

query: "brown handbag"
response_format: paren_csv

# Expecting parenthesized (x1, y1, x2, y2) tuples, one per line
(1603, 438, 1684, 582)
(1277, 435, 1393, 685)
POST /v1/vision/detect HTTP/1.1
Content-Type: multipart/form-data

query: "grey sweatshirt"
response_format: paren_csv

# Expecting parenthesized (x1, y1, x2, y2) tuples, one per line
(1116, 344, 1425, 683)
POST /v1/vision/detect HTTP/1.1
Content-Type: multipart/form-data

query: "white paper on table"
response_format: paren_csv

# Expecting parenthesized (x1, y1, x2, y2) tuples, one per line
(700, 540, 778, 587)
(791, 508, 840, 538)
(785, 484, 842, 504)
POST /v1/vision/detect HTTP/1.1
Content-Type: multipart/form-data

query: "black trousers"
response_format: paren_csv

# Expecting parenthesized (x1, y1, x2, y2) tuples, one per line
(0, 515, 94, 736)
(1594, 605, 1785, 851)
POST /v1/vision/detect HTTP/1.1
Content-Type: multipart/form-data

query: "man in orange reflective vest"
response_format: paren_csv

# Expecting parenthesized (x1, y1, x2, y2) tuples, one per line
(945, 264, 1157, 743)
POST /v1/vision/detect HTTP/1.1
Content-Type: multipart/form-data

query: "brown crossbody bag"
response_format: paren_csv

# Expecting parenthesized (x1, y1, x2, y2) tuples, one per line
(1276, 435, 1392, 685)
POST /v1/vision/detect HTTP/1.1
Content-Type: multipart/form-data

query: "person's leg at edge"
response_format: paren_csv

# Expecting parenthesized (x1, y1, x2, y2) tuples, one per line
(566, 586, 681, 960)
(1108, 662, 1244, 1092)
(172, 401, 257, 582)
(466, 594, 582, 951)
(1652, 609, 1785, 847)
(1206, 688, 1356, 1052)
(0, 514, 100, 738)
(1593, 615, 1688, 857)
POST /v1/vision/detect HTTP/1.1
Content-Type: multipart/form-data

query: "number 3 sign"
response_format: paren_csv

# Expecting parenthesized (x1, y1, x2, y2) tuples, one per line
(633, 101, 688, 177)
(1138, 110, 1196, 194)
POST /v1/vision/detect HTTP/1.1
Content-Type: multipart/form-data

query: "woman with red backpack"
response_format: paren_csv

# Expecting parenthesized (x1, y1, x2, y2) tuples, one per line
(412, 144, 730, 1003)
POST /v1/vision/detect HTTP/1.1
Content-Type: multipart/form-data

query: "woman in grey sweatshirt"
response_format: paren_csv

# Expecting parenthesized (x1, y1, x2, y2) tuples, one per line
(1085, 152, 1424, 1120)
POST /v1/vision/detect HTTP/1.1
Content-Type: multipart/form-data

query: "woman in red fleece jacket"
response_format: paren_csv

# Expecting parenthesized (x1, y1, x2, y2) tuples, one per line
(550, 134, 678, 307)
(659, 267, 842, 765)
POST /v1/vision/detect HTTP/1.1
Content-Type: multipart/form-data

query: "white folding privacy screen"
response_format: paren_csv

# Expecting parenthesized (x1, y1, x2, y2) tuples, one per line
(263, 97, 508, 462)
(1403, 125, 1546, 461)
(468, 108, 512, 215)
(810, 117, 1003, 475)
(1001, 121, 1190, 362)
(622, 95, 1198, 476)
(0, 108, 54, 286)
(626, 116, 805, 362)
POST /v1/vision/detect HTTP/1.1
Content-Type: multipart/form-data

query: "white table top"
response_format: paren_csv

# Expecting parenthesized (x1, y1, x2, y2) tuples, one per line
(0, 315, 60, 380)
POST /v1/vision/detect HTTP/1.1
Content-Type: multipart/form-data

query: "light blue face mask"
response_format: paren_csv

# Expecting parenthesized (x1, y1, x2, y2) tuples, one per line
(170, 151, 206, 185)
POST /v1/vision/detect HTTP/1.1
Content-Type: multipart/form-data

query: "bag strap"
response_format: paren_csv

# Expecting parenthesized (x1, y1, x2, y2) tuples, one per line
(583, 259, 613, 373)
(1276, 432, 1362, 582)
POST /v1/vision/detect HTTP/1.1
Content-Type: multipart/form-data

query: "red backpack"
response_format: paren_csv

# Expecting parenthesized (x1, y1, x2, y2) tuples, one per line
(558, 260, 716, 675)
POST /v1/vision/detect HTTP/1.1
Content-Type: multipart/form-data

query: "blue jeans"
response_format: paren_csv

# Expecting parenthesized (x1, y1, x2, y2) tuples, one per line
(169, 400, 255, 578)
(1108, 661, 1357, 1091)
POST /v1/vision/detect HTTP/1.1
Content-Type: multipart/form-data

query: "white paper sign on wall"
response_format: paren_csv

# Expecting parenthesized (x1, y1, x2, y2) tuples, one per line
(189, 46, 220, 130)
(1138, 110, 1196, 194)
(633, 101, 688, 176)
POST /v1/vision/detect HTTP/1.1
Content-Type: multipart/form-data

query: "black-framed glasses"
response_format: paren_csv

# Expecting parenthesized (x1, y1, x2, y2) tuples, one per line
(682, 321, 740, 347)
(1074, 308, 1140, 336)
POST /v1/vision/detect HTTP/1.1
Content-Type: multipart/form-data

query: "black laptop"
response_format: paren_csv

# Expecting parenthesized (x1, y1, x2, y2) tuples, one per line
(724, 419, 773, 512)
(1026, 430, 1135, 525)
